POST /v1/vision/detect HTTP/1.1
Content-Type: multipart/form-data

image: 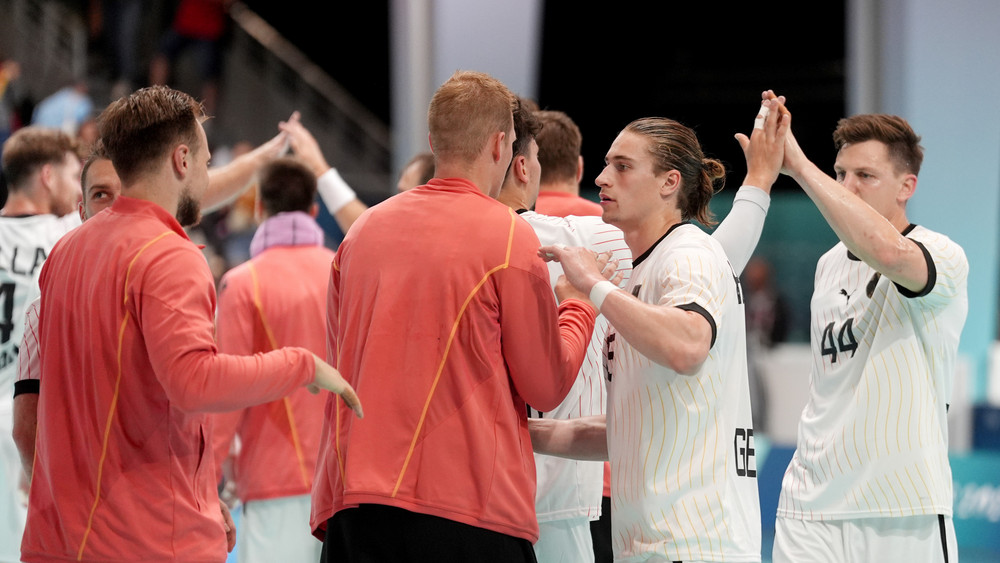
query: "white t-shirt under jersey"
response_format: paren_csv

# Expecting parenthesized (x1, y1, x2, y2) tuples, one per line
(523, 211, 633, 524)
(777, 225, 968, 521)
(607, 222, 761, 563)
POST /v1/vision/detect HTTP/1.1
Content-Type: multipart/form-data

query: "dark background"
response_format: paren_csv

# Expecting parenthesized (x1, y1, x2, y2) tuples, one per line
(243, 1, 847, 193)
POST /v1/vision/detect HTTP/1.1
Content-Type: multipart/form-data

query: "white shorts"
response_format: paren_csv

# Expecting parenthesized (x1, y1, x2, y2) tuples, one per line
(773, 514, 957, 563)
(0, 425, 27, 563)
(238, 494, 321, 563)
(534, 516, 595, 563)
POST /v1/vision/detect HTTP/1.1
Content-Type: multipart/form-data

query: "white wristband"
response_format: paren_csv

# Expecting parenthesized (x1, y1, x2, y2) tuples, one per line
(589, 280, 618, 311)
(316, 168, 357, 213)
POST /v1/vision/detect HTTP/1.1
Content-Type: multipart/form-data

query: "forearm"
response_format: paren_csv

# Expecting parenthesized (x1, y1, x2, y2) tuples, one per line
(12, 393, 38, 481)
(317, 168, 365, 236)
(162, 347, 315, 413)
(597, 287, 709, 374)
(202, 151, 267, 212)
(790, 160, 926, 288)
(529, 415, 608, 461)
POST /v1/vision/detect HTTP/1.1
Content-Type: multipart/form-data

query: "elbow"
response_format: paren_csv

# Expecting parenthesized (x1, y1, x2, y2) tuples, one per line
(652, 340, 709, 376)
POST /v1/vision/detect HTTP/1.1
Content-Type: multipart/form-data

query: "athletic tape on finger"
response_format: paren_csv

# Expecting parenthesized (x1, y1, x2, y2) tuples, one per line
(754, 104, 769, 130)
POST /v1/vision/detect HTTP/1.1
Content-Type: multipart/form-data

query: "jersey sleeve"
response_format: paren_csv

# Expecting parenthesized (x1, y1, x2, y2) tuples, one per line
(14, 297, 41, 395)
(134, 239, 314, 413)
(655, 236, 732, 348)
(711, 185, 770, 276)
(898, 230, 969, 310)
(497, 257, 596, 412)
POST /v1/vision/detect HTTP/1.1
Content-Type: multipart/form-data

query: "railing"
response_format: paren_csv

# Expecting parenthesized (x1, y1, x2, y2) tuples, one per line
(217, 2, 392, 204)
(0, 0, 88, 102)
(0, 0, 392, 205)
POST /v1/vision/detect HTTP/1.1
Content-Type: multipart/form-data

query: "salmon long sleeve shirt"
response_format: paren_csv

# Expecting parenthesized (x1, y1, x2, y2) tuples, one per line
(310, 178, 597, 543)
(22, 197, 316, 563)
(211, 213, 334, 504)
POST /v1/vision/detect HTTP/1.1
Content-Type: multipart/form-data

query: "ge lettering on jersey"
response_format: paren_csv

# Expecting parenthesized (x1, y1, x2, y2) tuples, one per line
(605, 224, 760, 562)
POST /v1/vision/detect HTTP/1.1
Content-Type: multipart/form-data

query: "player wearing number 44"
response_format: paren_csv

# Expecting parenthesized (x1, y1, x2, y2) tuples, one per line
(757, 95, 968, 563)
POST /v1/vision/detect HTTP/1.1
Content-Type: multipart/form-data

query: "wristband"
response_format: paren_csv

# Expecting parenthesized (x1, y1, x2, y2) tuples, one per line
(589, 280, 618, 311)
(317, 168, 357, 213)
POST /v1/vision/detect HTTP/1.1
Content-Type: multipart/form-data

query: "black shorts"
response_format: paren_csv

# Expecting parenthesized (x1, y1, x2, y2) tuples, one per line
(322, 504, 538, 563)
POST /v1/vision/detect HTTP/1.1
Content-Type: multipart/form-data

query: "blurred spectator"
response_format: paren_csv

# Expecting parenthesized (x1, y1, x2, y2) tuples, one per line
(30, 79, 94, 137)
(87, 0, 144, 100)
(148, 0, 232, 118)
(0, 56, 24, 151)
(742, 256, 790, 432)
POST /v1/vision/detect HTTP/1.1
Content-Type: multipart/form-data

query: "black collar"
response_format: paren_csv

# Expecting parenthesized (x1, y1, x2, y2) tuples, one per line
(633, 221, 690, 267)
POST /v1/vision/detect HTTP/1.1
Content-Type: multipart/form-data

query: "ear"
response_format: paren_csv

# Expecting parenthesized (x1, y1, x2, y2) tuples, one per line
(491, 131, 506, 164)
(78, 200, 86, 222)
(38, 163, 54, 190)
(309, 201, 319, 218)
(513, 155, 530, 184)
(659, 169, 682, 198)
(575, 155, 584, 184)
(898, 173, 917, 203)
(172, 144, 190, 178)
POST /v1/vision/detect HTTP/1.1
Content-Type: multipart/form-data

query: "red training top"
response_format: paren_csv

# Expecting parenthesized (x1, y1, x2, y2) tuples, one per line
(310, 178, 596, 543)
(23, 197, 315, 562)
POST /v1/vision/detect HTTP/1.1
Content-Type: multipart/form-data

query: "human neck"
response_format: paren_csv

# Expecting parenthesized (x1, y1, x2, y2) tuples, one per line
(497, 183, 532, 211)
(620, 211, 681, 258)
(539, 180, 579, 195)
(0, 191, 50, 216)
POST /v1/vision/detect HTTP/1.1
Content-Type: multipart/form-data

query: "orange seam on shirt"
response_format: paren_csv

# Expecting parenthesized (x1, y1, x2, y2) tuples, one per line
(248, 263, 311, 488)
(391, 208, 518, 497)
(79, 231, 173, 560)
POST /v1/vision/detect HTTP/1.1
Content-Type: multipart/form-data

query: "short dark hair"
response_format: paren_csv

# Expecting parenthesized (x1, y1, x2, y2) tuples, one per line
(1, 127, 80, 191)
(257, 157, 317, 215)
(97, 85, 204, 185)
(833, 114, 924, 175)
(511, 97, 542, 160)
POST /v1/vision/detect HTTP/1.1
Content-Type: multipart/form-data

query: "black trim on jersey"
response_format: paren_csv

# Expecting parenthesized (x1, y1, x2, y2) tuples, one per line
(847, 223, 917, 261)
(632, 221, 689, 268)
(677, 302, 717, 348)
(896, 239, 936, 298)
(13, 379, 39, 397)
(843, 224, 935, 298)
(515, 208, 529, 214)
(938, 514, 950, 563)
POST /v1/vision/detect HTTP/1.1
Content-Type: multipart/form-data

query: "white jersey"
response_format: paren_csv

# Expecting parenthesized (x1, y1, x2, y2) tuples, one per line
(607, 223, 760, 563)
(0, 213, 79, 410)
(0, 212, 80, 562)
(522, 211, 633, 523)
(777, 225, 968, 521)
(16, 297, 40, 385)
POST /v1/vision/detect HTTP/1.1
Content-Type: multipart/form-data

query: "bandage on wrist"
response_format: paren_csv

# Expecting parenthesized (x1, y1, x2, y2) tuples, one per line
(589, 280, 618, 311)
(317, 168, 357, 213)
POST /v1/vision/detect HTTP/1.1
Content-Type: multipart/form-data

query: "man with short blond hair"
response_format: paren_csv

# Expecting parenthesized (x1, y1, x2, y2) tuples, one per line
(313, 70, 598, 562)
